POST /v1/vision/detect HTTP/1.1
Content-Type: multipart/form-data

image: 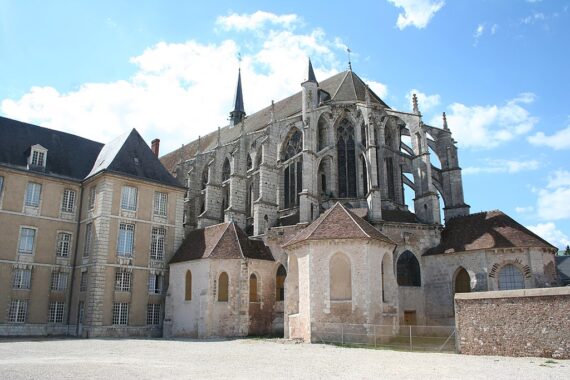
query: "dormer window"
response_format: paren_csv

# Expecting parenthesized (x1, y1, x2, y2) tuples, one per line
(28, 144, 48, 169)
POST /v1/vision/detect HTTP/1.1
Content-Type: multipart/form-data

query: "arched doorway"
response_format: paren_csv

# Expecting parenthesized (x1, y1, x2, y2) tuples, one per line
(454, 268, 471, 294)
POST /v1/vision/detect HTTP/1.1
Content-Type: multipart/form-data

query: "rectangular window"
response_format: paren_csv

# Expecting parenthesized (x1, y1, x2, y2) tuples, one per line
(50, 272, 68, 292)
(148, 273, 163, 294)
(120, 186, 137, 211)
(56, 232, 72, 257)
(80, 271, 88, 292)
(0, 176, 4, 197)
(31, 150, 45, 167)
(115, 270, 131, 292)
(84, 223, 93, 257)
(12, 269, 32, 289)
(150, 227, 166, 260)
(153, 192, 168, 216)
(48, 301, 65, 323)
(61, 189, 76, 213)
(112, 303, 129, 325)
(88, 187, 96, 210)
(8, 299, 28, 323)
(146, 304, 161, 325)
(25, 182, 42, 207)
(18, 228, 36, 254)
(117, 223, 135, 257)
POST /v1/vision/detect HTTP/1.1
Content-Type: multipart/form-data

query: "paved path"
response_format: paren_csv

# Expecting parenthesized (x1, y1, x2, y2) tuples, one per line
(0, 338, 568, 379)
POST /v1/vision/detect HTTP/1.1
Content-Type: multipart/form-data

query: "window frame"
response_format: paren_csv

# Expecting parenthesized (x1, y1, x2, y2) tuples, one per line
(18, 227, 37, 255)
(84, 223, 93, 257)
(48, 301, 65, 324)
(24, 182, 42, 207)
(153, 191, 168, 217)
(12, 268, 32, 289)
(115, 270, 132, 292)
(146, 304, 161, 325)
(8, 299, 28, 323)
(148, 273, 163, 295)
(150, 226, 166, 261)
(120, 186, 138, 211)
(117, 222, 135, 257)
(61, 189, 76, 213)
(50, 272, 68, 292)
(56, 231, 72, 258)
(112, 302, 129, 325)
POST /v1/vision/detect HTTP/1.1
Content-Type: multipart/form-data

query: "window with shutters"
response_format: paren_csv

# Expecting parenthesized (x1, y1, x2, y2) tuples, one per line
(120, 186, 137, 211)
(150, 227, 166, 260)
(25, 182, 42, 207)
(337, 119, 357, 198)
(56, 232, 72, 257)
(154, 192, 167, 217)
(61, 189, 76, 213)
(117, 223, 135, 257)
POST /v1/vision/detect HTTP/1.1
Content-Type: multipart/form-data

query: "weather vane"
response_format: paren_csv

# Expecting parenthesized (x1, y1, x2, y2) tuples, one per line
(347, 47, 352, 71)
(238, 52, 242, 70)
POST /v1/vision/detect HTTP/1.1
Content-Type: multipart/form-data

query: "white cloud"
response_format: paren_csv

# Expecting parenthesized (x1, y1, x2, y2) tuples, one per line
(367, 80, 388, 99)
(521, 12, 546, 25)
(490, 24, 498, 34)
(536, 170, 570, 221)
(387, 0, 445, 30)
(527, 222, 570, 249)
(515, 206, 534, 214)
(474, 24, 484, 38)
(430, 93, 538, 149)
(463, 159, 540, 175)
(1, 12, 368, 154)
(216, 11, 299, 31)
(405, 89, 440, 112)
(528, 125, 570, 150)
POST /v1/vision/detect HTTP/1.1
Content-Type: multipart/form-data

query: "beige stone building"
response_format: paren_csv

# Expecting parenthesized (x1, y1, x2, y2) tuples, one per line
(0, 117, 185, 337)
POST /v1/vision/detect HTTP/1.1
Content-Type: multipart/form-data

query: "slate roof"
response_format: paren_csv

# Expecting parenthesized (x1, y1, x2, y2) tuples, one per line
(424, 210, 557, 256)
(86, 129, 183, 188)
(170, 222, 274, 263)
(556, 256, 570, 285)
(160, 69, 389, 174)
(283, 202, 395, 248)
(0, 116, 103, 181)
(232, 69, 245, 114)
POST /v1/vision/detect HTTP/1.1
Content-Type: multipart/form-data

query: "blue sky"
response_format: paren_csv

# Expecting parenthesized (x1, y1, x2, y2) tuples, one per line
(1, 0, 569, 249)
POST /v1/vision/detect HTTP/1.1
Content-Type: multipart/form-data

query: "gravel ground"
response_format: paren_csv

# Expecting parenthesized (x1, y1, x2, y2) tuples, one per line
(0, 338, 568, 379)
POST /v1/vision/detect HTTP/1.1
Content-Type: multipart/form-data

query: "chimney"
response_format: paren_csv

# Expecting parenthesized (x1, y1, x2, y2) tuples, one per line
(151, 139, 160, 157)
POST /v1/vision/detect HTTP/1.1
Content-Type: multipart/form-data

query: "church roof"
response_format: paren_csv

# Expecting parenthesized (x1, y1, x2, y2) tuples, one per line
(160, 69, 389, 174)
(86, 128, 183, 188)
(282, 202, 395, 248)
(0, 116, 104, 181)
(424, 210, 557, 256)
(170, 222, 274, 263)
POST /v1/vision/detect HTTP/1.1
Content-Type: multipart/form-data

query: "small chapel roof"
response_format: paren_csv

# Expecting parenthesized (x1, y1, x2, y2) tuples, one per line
(424, 210, 557, 256)
(170, 222, 274, 263)
(160, 69, 388, 174)
(282, 202, 395, 248)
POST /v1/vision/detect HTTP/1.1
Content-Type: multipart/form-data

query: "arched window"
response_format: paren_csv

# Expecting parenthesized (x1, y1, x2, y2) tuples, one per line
(337, 119, 357, 198)
(330, 253, 352, 301)
(360, 155, 368, 195)
(360, 123, 367, 147)
(222, 158, 230, 182)
(185, 270, 192, 301)
(498, 264, 525, 290)
(276, 265, 286, 301)
(318, 117, 328, 151)
(397, 251, 421, 287)
(454, 268, 471, 294)
(221, 186, 229, 221)
(246, 154, 252, 171)
(246, 182, 254, 218)
(249, 273, 258, 302)
(201, 166, 209, 190)
(385, 128, 393, 148)
(385, 157, 395, 200)
(283, 129, 303, 209)
(218, 272, 229, 301)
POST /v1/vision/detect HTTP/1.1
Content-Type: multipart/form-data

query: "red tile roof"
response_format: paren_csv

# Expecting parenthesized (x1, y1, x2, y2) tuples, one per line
(282, 202, 395, 248)
(170, 222, 274, 263)
(424, 210, 557, 256)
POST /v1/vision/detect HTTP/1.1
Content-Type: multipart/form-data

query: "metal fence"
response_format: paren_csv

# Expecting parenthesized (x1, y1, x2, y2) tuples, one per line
(312, 323, 456, 353)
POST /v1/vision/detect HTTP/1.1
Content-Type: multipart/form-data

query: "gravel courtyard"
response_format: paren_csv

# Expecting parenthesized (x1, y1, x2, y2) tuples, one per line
(0, 338, 567, 379)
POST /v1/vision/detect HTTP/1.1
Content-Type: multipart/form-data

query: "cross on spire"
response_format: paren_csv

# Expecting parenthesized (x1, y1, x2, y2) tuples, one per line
(347, 47, 352, 71)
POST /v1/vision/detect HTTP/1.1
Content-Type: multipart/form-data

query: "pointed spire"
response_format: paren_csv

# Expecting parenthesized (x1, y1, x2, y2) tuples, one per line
(412, 93, 420, 115)
(307, 58, 318, 85)
(230, 68, 246, 126)
(442, 112, 449, 130)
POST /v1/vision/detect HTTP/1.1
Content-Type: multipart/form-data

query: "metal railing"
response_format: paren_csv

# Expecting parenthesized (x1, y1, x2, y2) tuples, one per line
(312, 323, 456, 353)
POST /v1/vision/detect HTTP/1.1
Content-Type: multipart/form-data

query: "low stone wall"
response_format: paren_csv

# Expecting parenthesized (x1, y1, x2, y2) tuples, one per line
(455, 287, 570, 359)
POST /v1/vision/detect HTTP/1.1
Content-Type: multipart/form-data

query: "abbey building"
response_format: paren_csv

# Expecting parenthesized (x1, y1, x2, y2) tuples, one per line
(160, 61, 558, 340)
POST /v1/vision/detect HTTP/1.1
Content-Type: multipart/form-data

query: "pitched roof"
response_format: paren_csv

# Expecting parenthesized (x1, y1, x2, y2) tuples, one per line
(233, 69, 245, 114)
(160, 70, 389, 173)
(424, 210, 558, 256)
(556, 256, 570, 285)
(170, 222, 274, 263)
(86, 128, 183, 187)
(0, 116, 103, 181)
(283, 202, 395, 248)
(307, 58, 318, 84)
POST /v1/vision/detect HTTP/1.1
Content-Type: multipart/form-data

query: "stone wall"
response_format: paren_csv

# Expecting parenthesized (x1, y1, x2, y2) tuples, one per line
(455, 287, 570, 359)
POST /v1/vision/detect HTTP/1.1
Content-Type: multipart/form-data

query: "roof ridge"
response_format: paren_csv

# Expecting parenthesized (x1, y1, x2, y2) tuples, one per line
(208, 222, 231, 258)
(349, 71, 358, 100)
(230, 223, 246, 259)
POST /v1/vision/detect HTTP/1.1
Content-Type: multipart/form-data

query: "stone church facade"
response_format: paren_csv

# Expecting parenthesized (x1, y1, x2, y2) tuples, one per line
(161, 61, 559, 341)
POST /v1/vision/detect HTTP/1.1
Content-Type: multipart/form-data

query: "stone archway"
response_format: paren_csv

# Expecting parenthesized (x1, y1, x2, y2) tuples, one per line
(454, 267, 471, 294)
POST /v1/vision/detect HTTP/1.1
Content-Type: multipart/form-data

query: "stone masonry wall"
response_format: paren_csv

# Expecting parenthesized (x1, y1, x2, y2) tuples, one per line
(455, 287, 570, 359)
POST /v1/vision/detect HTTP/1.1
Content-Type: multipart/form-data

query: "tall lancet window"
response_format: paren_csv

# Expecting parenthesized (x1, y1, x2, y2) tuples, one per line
(283, 129, 303, 209)
(337, 119, 357, 198)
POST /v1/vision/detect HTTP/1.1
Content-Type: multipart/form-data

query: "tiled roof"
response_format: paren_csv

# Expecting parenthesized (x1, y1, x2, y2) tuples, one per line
(282, 202, 395, 248)
(424, 210, 557, 256)
(381, 209, 420, 224)
(0, 116, 103, 181)
(170, 222, 274, 263)
(556, 256, 570, 285)
(160, 70, 389, 173)
(86, 128, 183, 188)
